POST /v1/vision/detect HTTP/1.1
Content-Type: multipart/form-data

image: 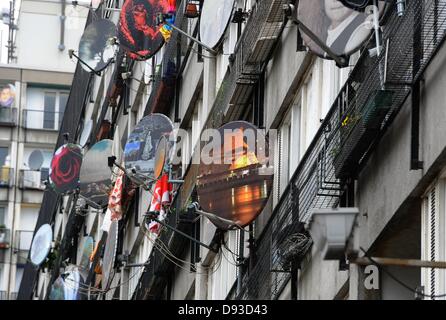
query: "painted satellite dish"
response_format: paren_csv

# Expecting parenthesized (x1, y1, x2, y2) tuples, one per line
(118, 0, 177, 60)
(30, 224, 53, 266)
(79, 236, 94, 271)
(0, 84, 16, 107)
(79, 119, 93, 147)
(49, 144, 82, 194)
(340, 0, 376, 11)
(197, 121, 274, 230)
(154, 135, 168, 180)
(48, 275, 65, 300)
(28, 150, 44, 170)
(124, 113, 173, 181)
(79, 19, 117, 73)
(79, 139, 114, 208)
(297, 0, 385, 58)
(200, 0, 235, 49)
(102, 220, 118, 291)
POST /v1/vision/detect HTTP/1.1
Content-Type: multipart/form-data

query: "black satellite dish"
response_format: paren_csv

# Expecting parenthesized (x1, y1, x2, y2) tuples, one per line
(339, 0, 381, 11)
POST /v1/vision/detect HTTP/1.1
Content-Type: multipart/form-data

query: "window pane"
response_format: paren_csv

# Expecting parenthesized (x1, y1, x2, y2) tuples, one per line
(0, 147, 7, 165)
(0, 207, 5, 225)
(58, 92, 68, 128)
(44, 92, 56, 129)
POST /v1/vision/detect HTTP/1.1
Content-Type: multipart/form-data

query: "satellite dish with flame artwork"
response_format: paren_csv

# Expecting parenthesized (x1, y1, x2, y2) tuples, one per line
(297, 0, 384, 58)
(49, 144, 83, 194)
(118, 0, 176, 60)
(197, 121, 274, 230)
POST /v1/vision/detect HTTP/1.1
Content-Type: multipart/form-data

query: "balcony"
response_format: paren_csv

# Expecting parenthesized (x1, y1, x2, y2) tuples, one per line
(0, 291, 18, 300)
(0, 167, 14, 188)
(22, 109, 63, 131)
(0, 227, 11, 249)
(19, 169, 49, 191)
(13, 230, 33, 266)
(0, 107, 17, 126)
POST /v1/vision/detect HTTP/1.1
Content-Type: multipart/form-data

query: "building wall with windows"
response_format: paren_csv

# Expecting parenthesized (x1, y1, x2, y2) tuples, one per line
(21, 0, 446, 301)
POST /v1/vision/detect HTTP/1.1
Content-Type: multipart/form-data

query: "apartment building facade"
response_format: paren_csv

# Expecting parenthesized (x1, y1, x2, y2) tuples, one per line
(0, 0, 87, 299)
(18, 0, 446, 300)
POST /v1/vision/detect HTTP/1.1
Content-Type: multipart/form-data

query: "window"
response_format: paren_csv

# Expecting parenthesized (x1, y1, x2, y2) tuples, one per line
(0, 147, 8, 166)
(273, 100, 301, 206)
(422, 179, 446, 300)
(0, 207, 5, 225)
(25, 88, 69, 130)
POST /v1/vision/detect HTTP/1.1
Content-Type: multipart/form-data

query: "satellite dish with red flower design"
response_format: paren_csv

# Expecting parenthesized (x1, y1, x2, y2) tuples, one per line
(49, 144, 83, 194)
(118, 0, 177, 60)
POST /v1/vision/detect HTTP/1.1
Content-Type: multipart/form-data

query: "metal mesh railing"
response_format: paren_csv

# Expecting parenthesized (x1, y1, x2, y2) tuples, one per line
(238, 0, 446, 300)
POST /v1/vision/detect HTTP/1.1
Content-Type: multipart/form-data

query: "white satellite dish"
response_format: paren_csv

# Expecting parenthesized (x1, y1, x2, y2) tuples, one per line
(79, 119, 93, 147)
(30, 224, 53, 266)
(28, 150, 44, 171)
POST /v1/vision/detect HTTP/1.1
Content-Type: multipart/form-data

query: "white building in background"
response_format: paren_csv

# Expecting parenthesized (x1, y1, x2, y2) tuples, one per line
(0, 0, 87, 300)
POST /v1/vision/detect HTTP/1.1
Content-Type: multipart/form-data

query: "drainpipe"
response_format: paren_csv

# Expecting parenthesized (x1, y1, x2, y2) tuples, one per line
(59, 0, 66, 51)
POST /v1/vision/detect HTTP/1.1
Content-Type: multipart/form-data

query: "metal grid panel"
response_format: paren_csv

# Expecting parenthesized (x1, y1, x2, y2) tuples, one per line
(238, 0, 446, 300)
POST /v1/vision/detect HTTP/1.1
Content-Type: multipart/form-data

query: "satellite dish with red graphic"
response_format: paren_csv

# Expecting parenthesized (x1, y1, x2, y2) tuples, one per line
(118, 0, 176, 60)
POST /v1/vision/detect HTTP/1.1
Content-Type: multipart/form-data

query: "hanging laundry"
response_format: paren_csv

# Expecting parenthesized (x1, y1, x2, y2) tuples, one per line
(147, 174, 173, 233)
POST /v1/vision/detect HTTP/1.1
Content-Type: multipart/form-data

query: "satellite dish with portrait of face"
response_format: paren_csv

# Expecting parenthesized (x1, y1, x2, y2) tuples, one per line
(78, 19, 117, 73)
(0, 84, 16, 108)
(28, 150, 44, 171)
(297, 0, 385, 58)
(118, 0, 177, 60)
(200, 0, 235, 50)
(30, 224, 53, 266)
(197, 121, 274, 230)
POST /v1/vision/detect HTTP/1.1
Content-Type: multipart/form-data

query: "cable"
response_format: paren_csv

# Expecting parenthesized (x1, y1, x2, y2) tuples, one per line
(359, 247, 446, 299)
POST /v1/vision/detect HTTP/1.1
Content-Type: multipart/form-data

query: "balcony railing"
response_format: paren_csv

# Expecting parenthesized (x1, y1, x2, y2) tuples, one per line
(0, 167, 14, 187)
(0, 291, 18, 300)
(14, 230, 33, 266)
(236, 0, 446, 299)
(0, 107, 17, 126)
(0, 227, 11, 249)
(22, 109, 64, 131)
(19, 169, 49, 190)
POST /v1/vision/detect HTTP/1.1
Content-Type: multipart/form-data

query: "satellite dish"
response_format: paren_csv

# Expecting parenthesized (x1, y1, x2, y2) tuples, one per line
(339, 0, 376, 11)
(48, 275, 65, 300)
(30, 224, 53, 266)
(79, 139, 114, 208)
(63, 267, 85, 300)
(102, 220, 118, 291)
(124, 113, 174, 182)
(154, 135, 168, 180)
(78, 19, 117, 73)
(28, 150, 44, 171)
(0, 84, 16, 108)
(199, 0, 235, 50)
(297, 0, 385, 58)
(49, 144, 83, 194)
(79, 236, 94, 271)
(79, 119, 93, 147)
(197, 121, 274, 230)
(118, 0, 177, 60)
